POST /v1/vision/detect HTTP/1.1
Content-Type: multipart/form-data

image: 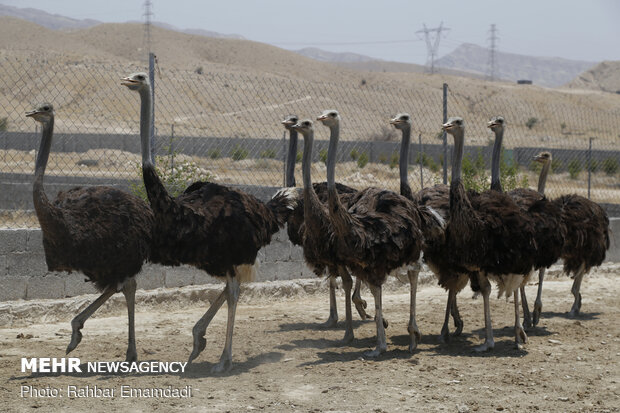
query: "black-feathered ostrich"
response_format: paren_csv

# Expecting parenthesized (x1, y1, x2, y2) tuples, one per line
(389, 113, 453, 349)
(292, 117, 443, 356)
(520, 152, 609, 324)
(442, 117, 537, 350)
(281, 115, 370, 342)
(27, 103, 154, 362)
(122, 73, 297, 372)
(487, 117, 566, 330)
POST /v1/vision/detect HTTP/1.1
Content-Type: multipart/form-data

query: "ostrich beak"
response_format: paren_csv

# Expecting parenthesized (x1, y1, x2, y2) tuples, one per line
(532, 154, 545, 163)
(389, 118, 400, 125)
(442, 122, 453, 131)
(316, 115, 328, 121)
(25, 110, 39, 117)
(121, 77, 138, 86)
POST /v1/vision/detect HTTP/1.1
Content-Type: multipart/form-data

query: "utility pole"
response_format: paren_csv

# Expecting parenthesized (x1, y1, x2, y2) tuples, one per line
(142, 0, 154, 61)
(486, 24, 499, 81)
(416, 22, 450, 74)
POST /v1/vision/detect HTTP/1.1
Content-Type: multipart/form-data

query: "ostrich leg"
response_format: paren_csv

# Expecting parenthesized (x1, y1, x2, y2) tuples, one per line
(474, 274, 495, 352)
(514, 289, 528, 349)
(407, 263, 422, 353)
(339, 268, 355, 343)
(66, 288, 116, 355)
(569, 264, 586, 317)
(188, 284, 228, 364)
(211, 273, 241, 373)
(365, 283, 387, 358)
(322, 276, 339, 328)
(122, 278, 138, 362)
(532, 268, 546, 326)
(450, 293, 463, 336)
(521, 285, 533, 329)
(352, 277, 371, 320)
(440, 289, 456, 343)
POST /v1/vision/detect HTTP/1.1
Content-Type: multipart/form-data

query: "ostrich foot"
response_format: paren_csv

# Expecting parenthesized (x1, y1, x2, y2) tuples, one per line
(188, 332, 206, 364)
(439, 324, 450, 344)
(353, 297, 371, 320)
(211, 353, 233, 374)
(523, 307, 533, 330)
(342, 328, 354, 344)
(568, 293, 582, 317)
(453, 316, 463, 337)
(125, 346, 138, 363)
(66, 320, 84, 355)
(473, 339, 494, 353)
(321, 313, 338, 329)
(408, 324, 422, 353)
(363, 346, 386, 358)
(375, 316, 389, 329)
(515, 326, 528, 350)
(532, 301, 542, 327)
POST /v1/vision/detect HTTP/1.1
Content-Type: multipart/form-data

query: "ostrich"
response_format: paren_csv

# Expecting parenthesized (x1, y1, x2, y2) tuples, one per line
(442, 117, 537, 351)
(26, 103, 153, 362)
(293, 117, 443, 356)
(281, 115, 370, 341)
(522, 152, 608, 322)
(487, 118, 566, 330)
(122, 73, 297, 372)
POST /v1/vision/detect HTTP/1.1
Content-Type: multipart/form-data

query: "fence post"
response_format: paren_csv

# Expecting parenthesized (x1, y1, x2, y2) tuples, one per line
(418, 133, 424, 188)
(588, 137, 593, 199)
(442, 83, 448, 185)
(149, 52, 156, 164)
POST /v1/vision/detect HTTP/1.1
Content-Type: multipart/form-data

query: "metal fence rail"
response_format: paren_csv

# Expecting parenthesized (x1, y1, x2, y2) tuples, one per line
(0, 52, 619, 228)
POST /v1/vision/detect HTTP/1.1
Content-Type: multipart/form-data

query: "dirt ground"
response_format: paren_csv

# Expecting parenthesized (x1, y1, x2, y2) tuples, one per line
(0, 266, 619, 413)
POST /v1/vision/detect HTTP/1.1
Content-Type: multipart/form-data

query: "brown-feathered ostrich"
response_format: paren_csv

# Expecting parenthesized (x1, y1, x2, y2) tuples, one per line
(26, 103, 154, 362)
(442, 117, 537, 351)
(292, 117, 442, 356)
(521, 152, 609, 324)
(389, 113, 452, 350)
(487, 118, 566, 330)
(281, 115, 370, 342)
(122, 73, 297, 372)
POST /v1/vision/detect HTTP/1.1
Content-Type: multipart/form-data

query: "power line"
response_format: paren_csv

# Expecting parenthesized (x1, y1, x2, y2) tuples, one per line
(486, 24, 499, 81)
(416, 22, 450, 74)
(272, 39, 422, 47)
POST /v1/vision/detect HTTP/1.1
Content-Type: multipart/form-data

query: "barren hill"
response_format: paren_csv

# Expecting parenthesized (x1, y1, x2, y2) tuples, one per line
(567, 61, 620, 94)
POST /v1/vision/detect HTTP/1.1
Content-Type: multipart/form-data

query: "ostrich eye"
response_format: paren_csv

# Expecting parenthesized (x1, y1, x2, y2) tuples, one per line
(402, 115, 409, 121)
(136, 75, 145, 81)
(43, 106, 49, 111)
(303, 121, 310, 126)
(330, 113, 336, 117)
(456, 120, 462, 125)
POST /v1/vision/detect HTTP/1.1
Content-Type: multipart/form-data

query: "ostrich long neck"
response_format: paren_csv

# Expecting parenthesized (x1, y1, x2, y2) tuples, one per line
(538, 160, 551, 194)
(33, 119, 54, 209)
(399, 124, 413, 199)
(326, 122, 339, 191)
(301, 129, 324, 222)
(325, 122, 355, 236)
(490, 127, 504, 192)
(286, 129, 298, 187)
(138, 85, 170, 206)
(450, 129, 465, 186)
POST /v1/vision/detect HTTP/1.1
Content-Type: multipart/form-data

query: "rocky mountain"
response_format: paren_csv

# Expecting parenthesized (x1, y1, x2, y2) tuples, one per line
(294, 47, 377, 63)
(435, 43, 597, 87)
(567, 61, 620, 93)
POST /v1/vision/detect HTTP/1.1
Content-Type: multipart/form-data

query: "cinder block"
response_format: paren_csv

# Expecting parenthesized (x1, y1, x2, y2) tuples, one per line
(25, 229, 44, 252)
(64, 272, 98, 297)
(256, 262, 279, 282)
(7, 252, 48, 277)
(136, 265, 166, 291)
(275, 261, 304, 281)
(0, 276, 27, 301)
(164, 267, 195, 288)
(300, 263, 318, 279)
(290, 245, 304, 262)
(0, 230, 28, 254)
(193, 270, 218, 285)
(263, 241, 291, 262)
(25, 274, 66, 299)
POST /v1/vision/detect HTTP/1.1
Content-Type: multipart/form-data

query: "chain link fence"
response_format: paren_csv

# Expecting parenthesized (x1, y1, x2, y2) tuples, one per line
(1, 52, 619, 228)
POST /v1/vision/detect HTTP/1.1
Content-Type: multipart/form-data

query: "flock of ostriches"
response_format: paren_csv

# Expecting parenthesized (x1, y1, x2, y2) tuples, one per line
(24, 72, 609, 373)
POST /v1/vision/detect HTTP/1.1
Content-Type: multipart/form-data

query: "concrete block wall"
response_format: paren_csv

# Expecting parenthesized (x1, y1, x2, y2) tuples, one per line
(0, 227, 314, 302)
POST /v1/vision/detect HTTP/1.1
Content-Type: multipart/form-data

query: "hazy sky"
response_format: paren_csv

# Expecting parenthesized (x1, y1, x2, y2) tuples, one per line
(3, 0, 619, 64)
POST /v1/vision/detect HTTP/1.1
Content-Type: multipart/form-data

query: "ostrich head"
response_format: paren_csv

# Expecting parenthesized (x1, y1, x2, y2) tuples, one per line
(533, 151, 552, 164)
(291, 119, 314, 136)
(390, 113, 412, 130)
(487, 116, 505, 133)
(281, 115, 299, 130)
(442, 116, 464, 135)
(26, 103, 54, 123)
(121, 72, 150, 92)
(316, 109, 340, 127)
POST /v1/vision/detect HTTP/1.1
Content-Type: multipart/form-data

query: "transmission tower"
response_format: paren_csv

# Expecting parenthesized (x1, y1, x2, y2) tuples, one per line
(416, 22, 450, 74)
(142, 0, 154, 61)
(486, 24, 499, 81)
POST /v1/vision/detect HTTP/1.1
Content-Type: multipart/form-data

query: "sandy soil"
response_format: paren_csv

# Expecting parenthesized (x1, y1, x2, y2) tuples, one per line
(0, 265, 619, 413)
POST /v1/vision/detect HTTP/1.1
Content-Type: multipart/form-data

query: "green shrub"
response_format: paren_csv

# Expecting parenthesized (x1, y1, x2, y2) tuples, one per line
(500, 150, 527, 191)
(296, 151, 302, 163)
(528, 160, 542, 173)
(0, 117, 7, 131)
(350, 149, 359, 161)
(231, 145, 248, 161)
(567, 159, 582, 179)
(602, 158, 619, 175)
(525, 117, 538, 130)
(586, 159, 598, 173)
(260, 148, 277, 159)
(551, 158, 562, 173)
(208, 148, 221, 159)
(389, 153, 399, 169)
(319, 148, 328, 165)
(357, 152, 369, 168)
(378, 153, 388, 164)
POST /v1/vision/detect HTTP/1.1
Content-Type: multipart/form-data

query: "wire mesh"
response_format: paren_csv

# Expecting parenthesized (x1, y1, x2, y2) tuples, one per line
(0, 53, 619, 228)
